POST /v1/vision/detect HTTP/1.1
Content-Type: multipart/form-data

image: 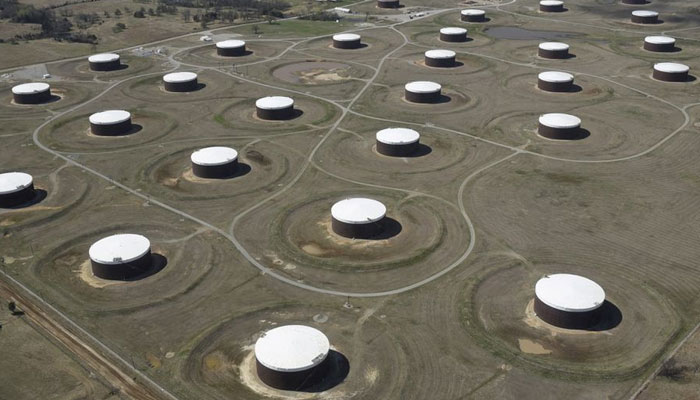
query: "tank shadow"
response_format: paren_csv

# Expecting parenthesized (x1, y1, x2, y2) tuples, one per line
(336, 43, 369, 50)
(190, 83, 207, 92)
(124, 124, 144, 136)
(566, 84, 583, 93)
(98, 123, 143, 137)
(634, 19, 664, 25)
(121, 253, 168, 281)
(440, 37, 473, 43)
(403, 143, 432, 158)
(42, 95, 63, 104)
(299, 350, 350, 393)
(288, 109, 304, 120)
(106, 64, 129, 71)
(371, 217, 402, 240)
(0, 189, 47, 209)
(199, 162, 252, 180)
(566, 127, 591, 140)
(587, 300, 622, 331)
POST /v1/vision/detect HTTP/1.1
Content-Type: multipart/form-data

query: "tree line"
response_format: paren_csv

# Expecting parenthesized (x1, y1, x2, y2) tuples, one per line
(0, 0, 293, 44)
(0, 0, 96, 43)
(161, 0, 290, 17)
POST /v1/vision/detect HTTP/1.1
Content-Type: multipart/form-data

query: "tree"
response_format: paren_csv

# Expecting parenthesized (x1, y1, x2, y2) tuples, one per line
(114, 8, 122, 18)
(8, 301, 15, 313)
(148, 8, 155, 16)
(133, 10, 145, 18)
(103, 10, 110, 18)
(221, 10, 234, 23)
(181, 9, 191, 22)
(112, 22, 126, 33)
(252, 25, 260, 35)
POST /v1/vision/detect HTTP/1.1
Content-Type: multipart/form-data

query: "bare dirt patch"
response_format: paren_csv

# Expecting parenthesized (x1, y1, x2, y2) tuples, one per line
(78, 259, 122, 289)
(518, 338, 552, 355)
(273, 62, 351, 85)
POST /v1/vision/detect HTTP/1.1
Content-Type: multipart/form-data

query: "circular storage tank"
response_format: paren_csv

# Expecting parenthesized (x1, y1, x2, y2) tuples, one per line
(88, 53, 121, 71)
(12, 82, 51, 104)
(439, 27, 468, 42)
(404, 81, 442, 103)
(256, 96, 295, 120)
(540, 0, 565, 12)
(331, 198, 387, 239)
(653, 62, 690, 82)
(191, 146, 239, 178)
(632, 10, 659, 24)
(538, 113, 582, 139)
(216, 40, 246, 56)
(425, 49, 457, 68)
(538, 42, 570, 59)
(644, 36, 675, 52)
(255, 325, 331, 391)
(377, 0, 400, 8)
(89, 110, 132, 136)
(89, 234, 152, 280)
(376, 128, 420, 157)
(461, 9, 486, 22)
(537, 71, 574, 92)
(0, 172, 35, 208)
(332, 33, 362, 49)
(534, 273, 606, 329)
(163, 72, 198, 92)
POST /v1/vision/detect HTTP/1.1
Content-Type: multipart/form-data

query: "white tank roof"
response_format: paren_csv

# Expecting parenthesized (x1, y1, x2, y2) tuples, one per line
(163, 72, 198, 83)
(89, 110, 131, 125)
(12, 82, 50, 95)
(254, 325, 330, 372)
(405, 81, 441, 94)
(440, 27, 467, 35)
(645, 36, 675, 45)
(539, 113, 581, 129)
(654, 62, 689, 73)
(538, 71, 574, 83)
(461, 9, 485, 16)
(256, 96, 294, 110)
(88, 53, 120, 63)
(216, 39, 246, 49)
(0, 172, 33, 195)
(331, 198, 386, 224)
(540, 0, 564, 5)
(425, 49, 456, 59)
(632, 10, 658, 17)
(333, 33, 361, 41)
(376, 127, 420, 145)
(539, 42, 570, 51)
(190, 146, 238, 166)
(89, 234, 151, 265)
(535, 273, 605, 312)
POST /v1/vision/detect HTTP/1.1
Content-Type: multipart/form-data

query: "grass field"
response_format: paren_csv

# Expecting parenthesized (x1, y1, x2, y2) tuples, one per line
(1, 0, 700, 399)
